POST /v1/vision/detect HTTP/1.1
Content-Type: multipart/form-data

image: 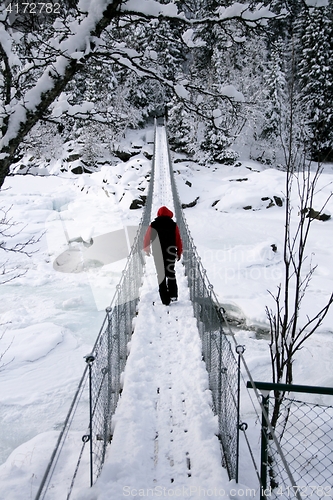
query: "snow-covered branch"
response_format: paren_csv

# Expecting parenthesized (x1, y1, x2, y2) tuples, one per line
(121, 0, 279, 26)
(0, 0, 282, 188)
(0, 0, 124, 187)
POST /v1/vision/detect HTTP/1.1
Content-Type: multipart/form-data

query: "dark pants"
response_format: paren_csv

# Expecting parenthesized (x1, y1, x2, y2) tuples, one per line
(153, 252, 178, 305)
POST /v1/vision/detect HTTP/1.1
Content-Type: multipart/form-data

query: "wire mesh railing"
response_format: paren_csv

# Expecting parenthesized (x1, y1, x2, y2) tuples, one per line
(243, 380, 333, 500)
(273, 398, 333, 498)
(164, 123, 239, 480)
(35, 129, 156, 500)
(246, 381, 333, 500)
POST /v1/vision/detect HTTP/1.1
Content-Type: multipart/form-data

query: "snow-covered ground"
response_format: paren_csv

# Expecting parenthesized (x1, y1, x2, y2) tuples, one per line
(0, 126, 333, 499)
(176, 157, 333, 391)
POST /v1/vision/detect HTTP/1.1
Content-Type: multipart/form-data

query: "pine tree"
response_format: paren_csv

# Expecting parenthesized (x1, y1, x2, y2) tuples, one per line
(298, 5, 333, 160)
(167, 98, 197, 156)
(167, 98, 198, 156)
(260, 39, 287, 142)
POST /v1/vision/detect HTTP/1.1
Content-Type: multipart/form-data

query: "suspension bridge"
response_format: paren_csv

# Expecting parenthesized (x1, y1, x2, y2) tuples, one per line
(34, 123, 333, 500)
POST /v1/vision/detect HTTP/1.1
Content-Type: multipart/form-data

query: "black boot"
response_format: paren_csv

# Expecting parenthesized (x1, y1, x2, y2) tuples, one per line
(167, 277, 178, 302)
(159, 278, 170, 305)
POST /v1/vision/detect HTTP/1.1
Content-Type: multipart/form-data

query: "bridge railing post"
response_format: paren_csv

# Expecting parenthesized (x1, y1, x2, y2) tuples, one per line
(84, 353, 96, 487)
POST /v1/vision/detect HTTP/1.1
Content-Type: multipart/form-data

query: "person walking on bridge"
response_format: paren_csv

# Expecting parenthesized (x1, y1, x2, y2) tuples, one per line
(143, 206, 183, 306)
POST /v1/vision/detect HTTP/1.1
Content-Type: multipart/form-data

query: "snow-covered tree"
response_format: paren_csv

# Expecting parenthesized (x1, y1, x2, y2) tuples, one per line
(200, 116, 236, 163)
(0, 0, 280, 188)
(167, 98, 197, 155)
(297, 5, 333, 160)
(260, 39, 287, 144)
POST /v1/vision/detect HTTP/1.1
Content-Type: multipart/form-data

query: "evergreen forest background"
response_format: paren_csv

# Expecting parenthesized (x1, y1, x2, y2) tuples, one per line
(1, 0, 333, 178)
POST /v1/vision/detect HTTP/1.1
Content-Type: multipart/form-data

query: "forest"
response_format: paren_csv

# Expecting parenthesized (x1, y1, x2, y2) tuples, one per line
(1, 0, 333, 186)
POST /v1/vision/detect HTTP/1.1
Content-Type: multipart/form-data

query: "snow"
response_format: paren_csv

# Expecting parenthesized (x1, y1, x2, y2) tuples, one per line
(217, 3, 275, 22)
(77, 266, 230, 500)
(0, 0, 118, 148)
(0, 24, 20, 66)
(182, 29, 206, 48)
(0, 126, 333, 499)
(51, 93, 96, 119)
(121, 1, 274, 25)
(175, 160, 333, 330)
(219, 85, 244, 102)
(122, 0, 180, 18)
(305, 0, 329, 5)
(174, 84, 191, 101)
